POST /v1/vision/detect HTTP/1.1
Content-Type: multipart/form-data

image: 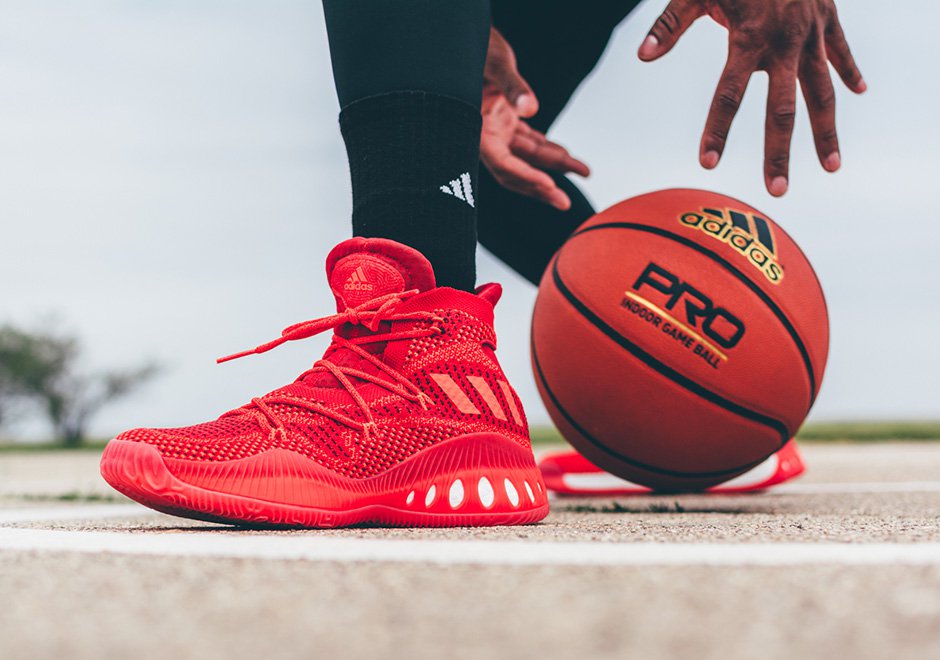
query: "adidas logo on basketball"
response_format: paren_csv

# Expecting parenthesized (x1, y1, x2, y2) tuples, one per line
(679, 208, 784, 284)
(343, 266, 374, 292)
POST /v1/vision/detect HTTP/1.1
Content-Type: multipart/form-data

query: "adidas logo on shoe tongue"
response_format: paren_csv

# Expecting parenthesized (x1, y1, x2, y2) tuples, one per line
(343, 266, 374, 293)
(330, 251, 409, 308)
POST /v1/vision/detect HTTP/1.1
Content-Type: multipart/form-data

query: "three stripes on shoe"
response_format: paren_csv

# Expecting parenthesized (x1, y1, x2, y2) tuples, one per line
(430, 374, 523, 424)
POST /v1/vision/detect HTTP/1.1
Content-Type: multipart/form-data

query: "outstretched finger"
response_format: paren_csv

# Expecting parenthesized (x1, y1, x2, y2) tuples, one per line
(764, 65, 799, 196)
(700, 48, 755, 169)
(638, 0, 706, 61)
(511, 125, 591, 176)
(799, 48, 841, 172)
(825, 13, 866, 93)
(484, 148, 571, 210)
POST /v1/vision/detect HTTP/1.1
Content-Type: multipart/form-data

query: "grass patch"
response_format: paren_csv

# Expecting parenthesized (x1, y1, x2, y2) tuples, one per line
(1, 421, 938, 454)
(0, 439, 108, 453)
(16, 491, 126, 503)
(530, 427, 567, 446)
(530, 420, 940, 445)
(796, 421, 940, 442)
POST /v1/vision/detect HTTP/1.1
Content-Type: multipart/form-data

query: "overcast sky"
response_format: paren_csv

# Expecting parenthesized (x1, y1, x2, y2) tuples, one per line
(1, 0, 936, 440)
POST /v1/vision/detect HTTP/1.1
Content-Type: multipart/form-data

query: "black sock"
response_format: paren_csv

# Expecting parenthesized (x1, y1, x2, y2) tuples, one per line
(339, 91, 481, 291)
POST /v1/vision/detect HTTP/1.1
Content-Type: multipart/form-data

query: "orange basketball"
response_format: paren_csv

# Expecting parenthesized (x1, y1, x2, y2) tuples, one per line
(532, 189, 829, 491)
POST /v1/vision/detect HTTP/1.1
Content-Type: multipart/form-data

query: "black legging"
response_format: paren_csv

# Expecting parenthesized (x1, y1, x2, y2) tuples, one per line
(323, 0, 643, 285)
(323, 0, 491, 108)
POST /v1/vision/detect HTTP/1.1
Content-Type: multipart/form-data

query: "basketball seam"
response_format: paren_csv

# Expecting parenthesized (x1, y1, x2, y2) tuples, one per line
(551, 258, 792, 444)
(572, 222, 818, 407)
(531, 330, 769, 480)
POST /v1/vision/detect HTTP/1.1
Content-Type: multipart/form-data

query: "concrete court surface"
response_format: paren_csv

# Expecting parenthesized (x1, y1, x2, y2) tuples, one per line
(1, 442, 939, 660)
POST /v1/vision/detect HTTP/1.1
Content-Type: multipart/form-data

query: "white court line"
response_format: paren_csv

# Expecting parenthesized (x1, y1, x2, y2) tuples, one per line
(1, 526, 939, 566)
(0, 504, 156, 524)
(551, 480, 940, 497)
(0, 479, 938, 525)
(774, 481, 940, 495)
(558, 477, 940, 496)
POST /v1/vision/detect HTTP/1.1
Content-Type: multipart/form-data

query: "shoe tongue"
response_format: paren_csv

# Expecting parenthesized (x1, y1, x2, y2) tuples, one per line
(303, 238, 435, 392)
(327, 237, 436, 311)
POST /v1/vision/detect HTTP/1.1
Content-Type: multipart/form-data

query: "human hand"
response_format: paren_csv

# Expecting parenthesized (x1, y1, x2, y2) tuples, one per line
(481, 28, 590, 210)
(639, 0, 865, 196)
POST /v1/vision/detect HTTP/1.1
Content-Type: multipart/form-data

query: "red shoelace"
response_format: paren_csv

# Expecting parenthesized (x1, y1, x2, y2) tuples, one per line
(217, 290, 442, 445)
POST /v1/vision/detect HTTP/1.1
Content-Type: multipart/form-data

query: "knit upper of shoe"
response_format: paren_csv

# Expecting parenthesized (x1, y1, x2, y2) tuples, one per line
(116, 238, 529, 479)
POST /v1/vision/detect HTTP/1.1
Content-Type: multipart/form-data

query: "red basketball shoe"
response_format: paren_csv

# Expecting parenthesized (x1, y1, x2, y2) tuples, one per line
(100, 238, 548, 527)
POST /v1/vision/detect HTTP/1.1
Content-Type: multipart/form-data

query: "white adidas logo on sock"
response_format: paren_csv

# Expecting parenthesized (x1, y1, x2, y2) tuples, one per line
(439, 172, 475, 208)
(343, 265, 374, 292)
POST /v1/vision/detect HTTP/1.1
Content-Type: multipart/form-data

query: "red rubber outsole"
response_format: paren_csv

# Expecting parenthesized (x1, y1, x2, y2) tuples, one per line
(100, 433, 550, 528)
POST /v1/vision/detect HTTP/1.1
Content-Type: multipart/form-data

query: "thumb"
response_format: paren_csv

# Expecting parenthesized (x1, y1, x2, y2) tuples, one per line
(486, 27, 539, 117)
(501, 69, 538, 118)
(638, 0, 706, 62)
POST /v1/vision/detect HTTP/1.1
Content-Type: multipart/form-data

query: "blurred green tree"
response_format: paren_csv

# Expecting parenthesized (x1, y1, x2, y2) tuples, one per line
(0, 325, 158, 446)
